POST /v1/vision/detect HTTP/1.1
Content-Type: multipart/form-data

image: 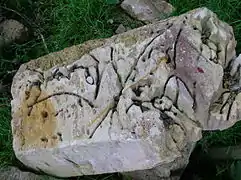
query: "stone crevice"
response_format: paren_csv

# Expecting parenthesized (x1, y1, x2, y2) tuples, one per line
(88, 107, 113, 139)
(172, 28, 183, 69)
(94, 64, 100, 99)
(29, 92, 94, 108)
(219, 92, 236, 114)
(124, 31, 166, 84)
(226, 99, 234, 121)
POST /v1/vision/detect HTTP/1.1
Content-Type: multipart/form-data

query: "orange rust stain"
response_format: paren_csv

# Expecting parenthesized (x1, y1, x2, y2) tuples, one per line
(16, 86, 58, 150)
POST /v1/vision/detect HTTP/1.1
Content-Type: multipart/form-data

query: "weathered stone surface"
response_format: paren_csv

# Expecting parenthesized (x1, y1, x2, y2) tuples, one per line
(0, 167, 61, 180)
(115, 24, 127, 34)
(124, 142, 195, 180)
(11, 7, 240, 179)
(121, 0, 174, 23)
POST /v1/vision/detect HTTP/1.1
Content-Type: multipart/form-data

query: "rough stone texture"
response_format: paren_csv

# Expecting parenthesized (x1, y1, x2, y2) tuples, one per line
(0, 167, 61, 180)
(125, 142, 195, 180)
(11, 8, 240, 179)
(0, 19, 29, 48)
(115, 24, 127, 34)
(121, 0, 174, 23)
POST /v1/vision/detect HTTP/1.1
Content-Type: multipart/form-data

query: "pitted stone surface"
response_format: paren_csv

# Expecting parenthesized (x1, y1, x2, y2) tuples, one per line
(11, 8, 240, 179)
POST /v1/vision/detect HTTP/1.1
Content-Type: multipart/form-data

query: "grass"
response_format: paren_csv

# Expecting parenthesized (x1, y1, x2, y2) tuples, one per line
(0, 0, 241, 179)
(0, 96, 14, 167)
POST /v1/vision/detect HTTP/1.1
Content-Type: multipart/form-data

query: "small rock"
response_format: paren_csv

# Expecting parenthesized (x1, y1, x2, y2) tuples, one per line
(0, 19, 29, 47)
(115, 24, 127, 34)
(107, 19, 114, 24)
(121, 0, 174, 23)
(151, 0, 174, 19)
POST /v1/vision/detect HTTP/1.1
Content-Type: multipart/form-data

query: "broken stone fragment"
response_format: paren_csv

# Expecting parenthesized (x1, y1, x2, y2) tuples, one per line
(115, 24, 127, 34)
(11, 7, 239, 179)
(121, 0, 174, 23)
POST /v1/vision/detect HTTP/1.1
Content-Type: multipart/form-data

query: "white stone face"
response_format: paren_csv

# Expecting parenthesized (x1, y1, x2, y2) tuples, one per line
(11, 8, 240, 179)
